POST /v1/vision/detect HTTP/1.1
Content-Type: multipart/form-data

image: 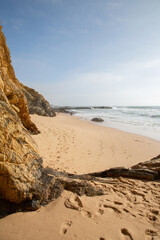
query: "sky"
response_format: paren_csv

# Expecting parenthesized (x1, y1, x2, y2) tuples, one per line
(1, 0, 160, 106)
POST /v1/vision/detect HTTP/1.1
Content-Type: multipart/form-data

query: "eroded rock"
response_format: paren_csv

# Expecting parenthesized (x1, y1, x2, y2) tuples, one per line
(0, 100, 44, 203)
(0, 26, 39, 134)
(0, 25, 43, 206)
(131, 155, 160, 175)
(87, 156, 160, 180)
(21, 84, 56, 117)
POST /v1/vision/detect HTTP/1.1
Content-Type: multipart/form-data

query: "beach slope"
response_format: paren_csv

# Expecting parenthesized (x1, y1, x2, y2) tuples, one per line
(31, 113, 160, 174)
(0, 113, 160, 240)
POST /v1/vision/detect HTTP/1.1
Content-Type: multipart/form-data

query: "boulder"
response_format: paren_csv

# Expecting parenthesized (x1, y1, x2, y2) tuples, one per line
(91, 118, 104, 122)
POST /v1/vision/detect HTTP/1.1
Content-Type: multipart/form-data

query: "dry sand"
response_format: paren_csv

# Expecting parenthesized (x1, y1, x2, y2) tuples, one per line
(0, 113, 160, 240)
(32, 113, 160, 174)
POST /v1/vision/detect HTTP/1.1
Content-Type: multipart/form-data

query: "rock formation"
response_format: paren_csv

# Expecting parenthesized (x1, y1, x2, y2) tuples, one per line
(0, 25, 101, 216)
(131, 154, 160, 174)
(21, 84, 56, 117)
(87, 155, 160, 181)
(0, 25, 160, 220)
(0, 26, 39, 134)
(0, 25, 44, 206)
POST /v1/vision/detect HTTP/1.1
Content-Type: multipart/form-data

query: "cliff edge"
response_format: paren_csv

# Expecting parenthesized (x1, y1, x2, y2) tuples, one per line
(21, 84, 56, 117)
(0, 25, 44, 205)
(0, 26, 39, 134)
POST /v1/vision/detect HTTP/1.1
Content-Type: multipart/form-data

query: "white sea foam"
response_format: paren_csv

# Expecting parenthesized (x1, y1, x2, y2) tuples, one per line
(72, 106, 160, 141)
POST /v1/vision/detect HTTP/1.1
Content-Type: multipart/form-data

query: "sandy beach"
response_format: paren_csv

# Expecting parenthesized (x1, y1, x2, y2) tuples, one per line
(31, 113, 160, 174)
(0, 113, 160, 240)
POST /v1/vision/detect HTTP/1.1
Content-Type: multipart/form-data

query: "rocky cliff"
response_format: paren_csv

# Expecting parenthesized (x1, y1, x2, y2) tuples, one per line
(0, 26, 66, 216)
(21, 84, 56, 117)
(0, 26, 39, 134)
(0, 25, 160, 219)
(0, 25, 44, 205)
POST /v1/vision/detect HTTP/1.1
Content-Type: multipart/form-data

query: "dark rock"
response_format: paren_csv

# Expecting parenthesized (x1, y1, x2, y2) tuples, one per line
(131, 155, 160, 177)
(62, 180, 104, 196)
(1, 154, 160, 218)
(52, 106, 112, 113)
(24, 200, 41, 211)
(91, 118, 104, 122)
(87, 162, 160, 181)
(70, 111, 75, 115)
(93, 106, 112, 109)
(52, 107, 71, 114)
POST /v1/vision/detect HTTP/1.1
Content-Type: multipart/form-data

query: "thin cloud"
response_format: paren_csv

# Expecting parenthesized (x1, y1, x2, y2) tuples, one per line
(27, 6, 47, 17)
(78, 28, 89, 34)
(31, 0, 62, 4)
(106, 1, 122, 9)
(91, 18, 104, 26)
(117, 58, 160, 73)
(73, 72, 123, 84)
(11, 18, 24, 31)
(141, 59, 160, 68)
(26, 67, 160, 106)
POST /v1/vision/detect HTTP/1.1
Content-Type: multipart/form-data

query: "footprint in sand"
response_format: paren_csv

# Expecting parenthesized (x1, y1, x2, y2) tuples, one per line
(64, 195, 94, 219)
(99, 141, 104, 155)
(60, 221, 72, 235)
(103, 204, 122, 214)
(149, 209, 159, 215)
(96, 202, 104, 216)
(111, 145, 115, 156)
(114, 201, 123, 206)
(97, 208, 104, 215)
(121, 228, 133, 240)
(123, 208, 130, 213)
(81, 210, 93, 219)
(146, 213, 157, 222)
(64, 195, 83, 211)
(145, 229, 157, 237)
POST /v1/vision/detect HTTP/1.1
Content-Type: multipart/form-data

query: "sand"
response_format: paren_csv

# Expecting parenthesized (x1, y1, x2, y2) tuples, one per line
(32, 113, 160, 174)
(0, 113, 160, 240)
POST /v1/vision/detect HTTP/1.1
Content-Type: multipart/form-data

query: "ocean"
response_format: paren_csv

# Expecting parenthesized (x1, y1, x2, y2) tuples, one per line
(70, 106, 160, 142)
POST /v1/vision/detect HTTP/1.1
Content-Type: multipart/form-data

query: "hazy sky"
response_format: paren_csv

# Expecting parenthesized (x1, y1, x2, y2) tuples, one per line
(1, 0, 160, 106)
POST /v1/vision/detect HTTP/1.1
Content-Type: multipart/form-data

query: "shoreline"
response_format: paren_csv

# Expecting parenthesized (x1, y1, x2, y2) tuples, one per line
(74, 113, 160, 143)
(30, 113, 160, 174)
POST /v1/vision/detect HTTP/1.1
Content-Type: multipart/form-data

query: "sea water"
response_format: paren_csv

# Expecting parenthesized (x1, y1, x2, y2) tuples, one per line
(71, 106, 160, 142)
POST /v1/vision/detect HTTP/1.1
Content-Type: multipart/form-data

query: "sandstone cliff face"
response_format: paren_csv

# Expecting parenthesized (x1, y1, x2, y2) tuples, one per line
(0, 26, 39, 134)
(21, 84, 56, 117)
(0, 25, 43, 204)
(0, 100, 44, 203)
